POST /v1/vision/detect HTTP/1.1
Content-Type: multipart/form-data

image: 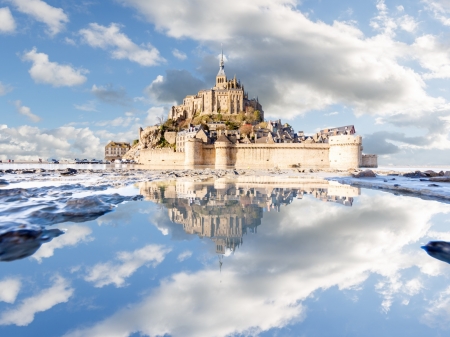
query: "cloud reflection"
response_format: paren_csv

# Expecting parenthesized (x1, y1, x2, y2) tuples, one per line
(65, 186, 450, 337)
(84, 245, 171, 287)
(0, 275, 73, 326)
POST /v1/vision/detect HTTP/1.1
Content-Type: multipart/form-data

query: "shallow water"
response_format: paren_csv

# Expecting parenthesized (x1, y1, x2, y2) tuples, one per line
(1, 180, 450, 336)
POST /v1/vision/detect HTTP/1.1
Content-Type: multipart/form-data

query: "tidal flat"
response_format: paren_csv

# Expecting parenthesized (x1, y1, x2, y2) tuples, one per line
(1, 166, 450, 336)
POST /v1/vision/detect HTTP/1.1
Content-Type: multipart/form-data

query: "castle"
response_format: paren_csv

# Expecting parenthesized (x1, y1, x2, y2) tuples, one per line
(139, 180, 360, 254)
(169, 50, 263, 121)
(132, 52, 377, 170)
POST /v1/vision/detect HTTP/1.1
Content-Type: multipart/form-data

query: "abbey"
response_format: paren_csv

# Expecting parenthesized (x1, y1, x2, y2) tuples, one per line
(169, 51, 263, 121)
(127, 52, 378, 170)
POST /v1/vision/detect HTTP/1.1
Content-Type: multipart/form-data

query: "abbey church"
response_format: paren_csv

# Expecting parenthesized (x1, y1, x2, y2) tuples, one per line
(168, 51, 263, 121)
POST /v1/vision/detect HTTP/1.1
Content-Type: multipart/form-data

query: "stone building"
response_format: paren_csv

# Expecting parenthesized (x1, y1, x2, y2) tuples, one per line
(104, 141, 131, 161)
(168, 51, 263, 121)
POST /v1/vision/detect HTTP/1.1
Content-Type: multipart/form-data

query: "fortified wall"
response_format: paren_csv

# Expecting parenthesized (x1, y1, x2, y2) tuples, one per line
(139, 134, 372, 170)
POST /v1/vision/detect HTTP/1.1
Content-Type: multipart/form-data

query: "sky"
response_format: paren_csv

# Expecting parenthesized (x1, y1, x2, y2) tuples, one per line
(1, 0, 450, 164)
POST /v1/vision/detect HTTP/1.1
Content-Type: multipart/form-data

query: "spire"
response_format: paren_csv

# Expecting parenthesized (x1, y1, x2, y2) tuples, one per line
(217, 46, 226, 76)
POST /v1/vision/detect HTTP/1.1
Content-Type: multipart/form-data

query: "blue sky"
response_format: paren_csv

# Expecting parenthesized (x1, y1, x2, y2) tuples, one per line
(1, 0, 450, 164)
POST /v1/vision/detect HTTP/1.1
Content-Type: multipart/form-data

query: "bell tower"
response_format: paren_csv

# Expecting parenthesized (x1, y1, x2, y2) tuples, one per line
(216, 49, 227, 89)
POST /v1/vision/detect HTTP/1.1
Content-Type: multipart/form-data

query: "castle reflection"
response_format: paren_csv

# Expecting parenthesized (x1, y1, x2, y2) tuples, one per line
(140, 180, 360, 254)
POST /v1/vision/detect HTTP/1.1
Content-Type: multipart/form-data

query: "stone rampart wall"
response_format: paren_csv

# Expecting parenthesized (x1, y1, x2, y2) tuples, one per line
(140, 148, 185, 167)
(361, 154, 378, 168)
(231, 143, 330, 169)
(139, 135, 365, 170)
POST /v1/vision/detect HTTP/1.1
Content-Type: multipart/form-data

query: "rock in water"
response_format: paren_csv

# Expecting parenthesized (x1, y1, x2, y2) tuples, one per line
(0, 225, 64, 262)
(60, 168, 77, 176)
(352, 170, 376, 178)
(0, 179, 8, 186)
(422, 241, 450, 264)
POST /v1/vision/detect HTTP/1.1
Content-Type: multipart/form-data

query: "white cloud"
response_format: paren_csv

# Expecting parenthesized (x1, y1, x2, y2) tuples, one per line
(32, 225, 94, 263)
(84, 245, 171, 287)
(413, 34, 450, 79)
(121, 0, 449, 125)
(74, 100, 98, 112)
(64, 193, 450, 337)
(423, 0, 450, 26)
(95, 116, 136, 127)
(0, 81, 13, 96)
(422, 286, 450, 328)
(22, 48, 88, 87)
(398, 14, 419, 32)
(9, 0, 68, 36)
(172, 48, 187, 60)
(0, 125, 103, 161)
(79, 23, 165, 66)
(0, 125, 7, 130)
(14, 100, 41, 123)
(0, 278, 21, 304)
(0, 7, 16, 33)
(0, 275, 73, 326)
(177, 250, 192, 261)
(64, 37, 76, 46)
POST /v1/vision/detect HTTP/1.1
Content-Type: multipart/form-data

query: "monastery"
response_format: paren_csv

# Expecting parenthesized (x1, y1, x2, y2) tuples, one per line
(169, 50, 263, 121)
(132, 52, 378, 170)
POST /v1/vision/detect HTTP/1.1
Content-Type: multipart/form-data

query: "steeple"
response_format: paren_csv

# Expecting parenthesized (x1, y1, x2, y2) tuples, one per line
(217, 47, 225, 76)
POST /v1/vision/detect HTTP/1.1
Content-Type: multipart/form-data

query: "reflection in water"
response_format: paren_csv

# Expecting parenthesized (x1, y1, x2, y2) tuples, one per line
(422, 241, 450, 264)
(140, 181, 360, 254)
(0, 225, 64, 262)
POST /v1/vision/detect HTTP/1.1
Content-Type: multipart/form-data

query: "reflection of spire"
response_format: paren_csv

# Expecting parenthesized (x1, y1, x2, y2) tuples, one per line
(218, 254, 223, 273)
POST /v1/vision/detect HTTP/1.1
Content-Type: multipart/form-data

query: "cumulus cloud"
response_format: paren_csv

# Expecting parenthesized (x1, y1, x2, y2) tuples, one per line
(0, 125, 103, 161)
(0, 7, 16, 33)
(64, 193, 450, 337)
(0, 275, 73, 326)
(423, 0, 450, 26)
(0, 278, 21, 304)
(177, 250, 192, 261)
(14, 100, 41, 123)
(22, 48, 88, 87)
(172, 48, 187, 60)
(31, 225, 94, 263)
(79, 23, 165, 66)
(91, 84, 131, 106)
(9, 0, 68, 36)
(413, 34, 450, 79)
(119, 0, 450, 125)
(0, 81, 13, 96)
(84, 245, 171, 287)
(145, 70, 206, 104)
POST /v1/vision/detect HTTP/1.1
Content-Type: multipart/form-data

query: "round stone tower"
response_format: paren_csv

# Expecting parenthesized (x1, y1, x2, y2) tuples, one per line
(214, 135, 232, 169)
(329, 135, 362, 170)
(185, 138, 203, 167)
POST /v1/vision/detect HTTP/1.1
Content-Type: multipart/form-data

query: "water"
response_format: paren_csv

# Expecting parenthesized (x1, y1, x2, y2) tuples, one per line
(1, 180, 450, 336)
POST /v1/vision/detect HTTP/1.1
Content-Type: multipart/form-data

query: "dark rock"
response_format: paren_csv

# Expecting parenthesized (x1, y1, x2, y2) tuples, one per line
(428, 184, 440, 187)
(60, 168, 77, 176)
(439, 171, 445, 176)
(424, 170, 439, 177)
(422, 241, 450, 264)
(394, 184, 400, 187)
(403, 171, 427, 178)
(0, 225, 64, 262)
(0, 179, 8, 186)
(420, 178, 429, 181)
(352, 169, 376, 178)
